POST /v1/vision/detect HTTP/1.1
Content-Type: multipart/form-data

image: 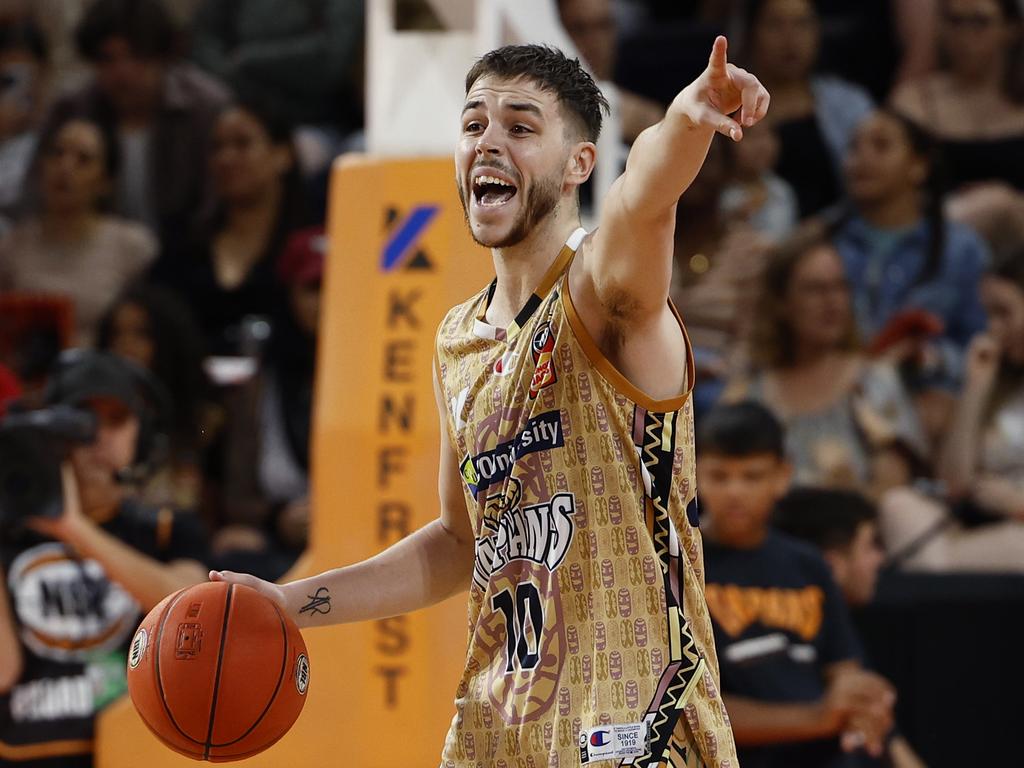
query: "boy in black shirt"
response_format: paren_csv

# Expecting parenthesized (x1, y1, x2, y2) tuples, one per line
(696, 401, 895, 768)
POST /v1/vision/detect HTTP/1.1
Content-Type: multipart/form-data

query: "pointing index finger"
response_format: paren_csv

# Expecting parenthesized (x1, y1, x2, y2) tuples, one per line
(708, 35, 729, 74)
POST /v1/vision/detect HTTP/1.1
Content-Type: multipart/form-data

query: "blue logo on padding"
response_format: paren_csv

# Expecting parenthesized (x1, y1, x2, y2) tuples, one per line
(381, 205, 439, 271)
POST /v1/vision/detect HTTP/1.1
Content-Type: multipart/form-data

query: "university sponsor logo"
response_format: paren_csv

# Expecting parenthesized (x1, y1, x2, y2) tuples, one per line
(460, 411, 563, 495)
(473, 479, 577, 590)
(529, 323, 557, 398)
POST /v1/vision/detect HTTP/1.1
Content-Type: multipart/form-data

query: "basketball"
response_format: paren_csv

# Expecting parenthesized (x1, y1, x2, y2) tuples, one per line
(126, 581, 310, 762)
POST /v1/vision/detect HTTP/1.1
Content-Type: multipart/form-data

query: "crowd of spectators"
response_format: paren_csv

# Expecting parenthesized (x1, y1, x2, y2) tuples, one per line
(0, 0, 1021, 765)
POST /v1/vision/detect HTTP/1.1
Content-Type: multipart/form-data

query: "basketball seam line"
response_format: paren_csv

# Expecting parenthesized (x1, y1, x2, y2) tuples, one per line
(154, 589, 206, 748)
(207, 604, 290, 748)
(204, 584, 235, 759)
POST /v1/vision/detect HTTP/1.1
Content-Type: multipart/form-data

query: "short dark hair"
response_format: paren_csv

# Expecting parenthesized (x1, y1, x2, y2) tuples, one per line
(0, 20, 48, 62)
(774, 487, 877, 552)
(696, 400, 786, 459)
(465, 44, 609, 142)
(76, 0, 179, 62)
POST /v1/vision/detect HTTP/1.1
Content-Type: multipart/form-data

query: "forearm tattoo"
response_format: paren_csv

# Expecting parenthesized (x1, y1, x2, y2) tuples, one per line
(298, 586, 332, 616)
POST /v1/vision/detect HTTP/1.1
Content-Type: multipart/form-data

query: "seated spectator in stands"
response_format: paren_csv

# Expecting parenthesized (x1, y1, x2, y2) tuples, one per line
(0, 350, 207, 765)
(207, 227, 324, 581)
(0, 20, 49, 221)
(160, 99, 309, 356)
(835, 109, 989, 439)
(557, 0, 665, 143)
(37, 0, 229, 247)
(881, 250, 1024, 572)
(891, 0, 1024, 193)
(724, 223, 929, 497)
(190, 0, 364, 175)
(773, 487, 928, 768)
(774, 487, 885, 607)
(719, 120, 798, 240)
(0, 115, 156, 346)
(697, 401, 897, 768)
(97, 282, 210, 511)
(743, 0, 874, 217)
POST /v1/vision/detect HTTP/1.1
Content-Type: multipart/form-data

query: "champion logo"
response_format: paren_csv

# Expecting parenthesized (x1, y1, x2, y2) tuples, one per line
(590, 731, 611, 747)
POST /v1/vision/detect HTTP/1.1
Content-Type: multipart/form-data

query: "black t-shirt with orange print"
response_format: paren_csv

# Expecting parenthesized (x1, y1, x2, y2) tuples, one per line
(703, 529, 863, 768)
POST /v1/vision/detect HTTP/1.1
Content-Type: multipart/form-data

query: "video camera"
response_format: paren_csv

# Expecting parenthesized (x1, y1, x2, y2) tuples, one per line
(0, 350, 169, 529)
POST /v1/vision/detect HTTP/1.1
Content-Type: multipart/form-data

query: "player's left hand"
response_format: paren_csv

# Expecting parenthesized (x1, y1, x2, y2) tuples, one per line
(671, 36, 770, 142)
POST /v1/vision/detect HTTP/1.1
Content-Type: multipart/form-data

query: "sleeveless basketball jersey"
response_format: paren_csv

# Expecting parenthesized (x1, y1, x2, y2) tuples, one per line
(435, 229, 737, 768)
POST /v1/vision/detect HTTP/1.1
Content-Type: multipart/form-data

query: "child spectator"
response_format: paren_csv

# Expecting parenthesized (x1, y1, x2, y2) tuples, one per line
(697, 400, 897, 767)
(719, 120, 799, 240)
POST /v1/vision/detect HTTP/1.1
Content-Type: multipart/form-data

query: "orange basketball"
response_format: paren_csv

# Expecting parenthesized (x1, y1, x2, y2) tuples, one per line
(126, 581, 310, 762)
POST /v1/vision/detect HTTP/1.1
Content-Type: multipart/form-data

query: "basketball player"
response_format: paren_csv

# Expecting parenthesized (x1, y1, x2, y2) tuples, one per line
(214, 37, 769, 766)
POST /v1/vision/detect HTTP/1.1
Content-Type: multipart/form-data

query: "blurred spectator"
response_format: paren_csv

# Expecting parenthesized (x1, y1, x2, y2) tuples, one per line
(774, 487, 885, 607)
(719, 120, 799, 240)
(97, 282, 210, 511)
(835, 109, 988, 406)
(0, 20, 49, 219)
(0, 350, 207, 766)
(191, 0, 365, 161)
(773, 486, 928, 768)
(159, 98, 309, 356)
(208, 227, 324, 581)
(36, 0, 229, 247)
(882, 250, 1024, 572)
(724, 223, 928, 497)
(696, 401, 898, 768)
(804, 1, 935, 101)
(744, 0, 874, 217)
(891, 0, 1024, 193)
(670, 138, 770, 412)
(0, 115, 156, 347)
(557, 0, 665, 143)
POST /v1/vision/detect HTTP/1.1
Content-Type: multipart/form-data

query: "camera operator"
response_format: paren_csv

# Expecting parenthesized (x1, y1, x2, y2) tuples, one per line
(0, 352, 207, 766)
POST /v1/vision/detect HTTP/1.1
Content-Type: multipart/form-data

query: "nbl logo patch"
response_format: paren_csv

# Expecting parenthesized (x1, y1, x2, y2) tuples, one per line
(529, 323, 557, 398)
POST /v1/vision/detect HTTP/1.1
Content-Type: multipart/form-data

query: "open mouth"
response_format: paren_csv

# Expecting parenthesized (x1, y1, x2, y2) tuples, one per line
(473, 174, 518, 207)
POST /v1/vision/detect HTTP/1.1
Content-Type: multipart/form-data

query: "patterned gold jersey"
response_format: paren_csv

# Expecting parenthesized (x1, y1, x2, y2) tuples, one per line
(435, 229, 737, 768)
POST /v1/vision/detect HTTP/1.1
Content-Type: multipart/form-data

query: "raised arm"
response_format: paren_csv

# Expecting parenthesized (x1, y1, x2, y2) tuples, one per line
(212, 370, 477, 630)
(578, 36, 769, 319)
(938, 333, 999, 496)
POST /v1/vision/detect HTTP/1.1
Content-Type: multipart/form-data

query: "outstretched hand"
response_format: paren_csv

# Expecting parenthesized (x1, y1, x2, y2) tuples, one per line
(672, 36, 770, 141)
